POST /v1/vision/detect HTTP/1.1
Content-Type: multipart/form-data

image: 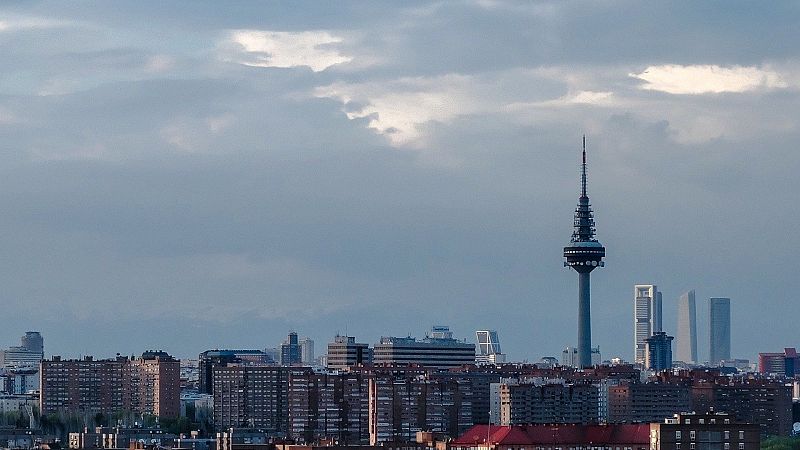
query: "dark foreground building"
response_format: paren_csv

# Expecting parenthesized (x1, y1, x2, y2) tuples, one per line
(452, 424, 649, 450)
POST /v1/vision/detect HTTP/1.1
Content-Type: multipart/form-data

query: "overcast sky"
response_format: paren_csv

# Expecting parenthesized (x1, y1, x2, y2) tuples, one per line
(0, 1, 798, 363)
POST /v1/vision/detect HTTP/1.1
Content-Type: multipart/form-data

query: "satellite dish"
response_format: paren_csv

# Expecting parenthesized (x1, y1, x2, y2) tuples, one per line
(793, 422, 800, 433)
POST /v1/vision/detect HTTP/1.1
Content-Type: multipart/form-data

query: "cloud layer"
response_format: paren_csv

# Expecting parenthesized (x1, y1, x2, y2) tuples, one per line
(0, 1, 797, 362)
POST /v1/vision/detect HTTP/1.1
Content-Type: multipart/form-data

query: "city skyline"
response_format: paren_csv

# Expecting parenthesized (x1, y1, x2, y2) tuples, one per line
(0, 2, 798, 362)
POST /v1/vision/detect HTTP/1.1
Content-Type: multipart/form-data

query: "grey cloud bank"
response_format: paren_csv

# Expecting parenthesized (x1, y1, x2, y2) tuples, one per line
(0, 1, 797, 362)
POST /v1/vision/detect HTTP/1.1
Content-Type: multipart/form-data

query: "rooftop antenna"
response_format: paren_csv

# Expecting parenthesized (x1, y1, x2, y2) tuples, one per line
(581, 134, 587, 198)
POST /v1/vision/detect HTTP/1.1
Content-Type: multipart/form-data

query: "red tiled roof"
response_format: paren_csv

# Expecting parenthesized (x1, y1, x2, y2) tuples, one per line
(453, 424, 650, 446)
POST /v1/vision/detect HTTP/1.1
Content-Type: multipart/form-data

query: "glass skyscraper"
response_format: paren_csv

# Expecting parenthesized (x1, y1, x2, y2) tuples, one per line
(709, 297, 731, 364)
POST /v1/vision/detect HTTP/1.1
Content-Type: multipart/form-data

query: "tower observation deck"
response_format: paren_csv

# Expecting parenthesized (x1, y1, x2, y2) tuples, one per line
(563, 136, 605, 368)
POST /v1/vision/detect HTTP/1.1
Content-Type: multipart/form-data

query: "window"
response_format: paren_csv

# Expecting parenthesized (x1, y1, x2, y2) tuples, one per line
(739, 431, 744, 440)
(676, 432, 682, 439)
(690, 431, 695, 441)
(739, 444, 744, 450)
(724, 431, 730, 440)
(724, 444, 729, 450)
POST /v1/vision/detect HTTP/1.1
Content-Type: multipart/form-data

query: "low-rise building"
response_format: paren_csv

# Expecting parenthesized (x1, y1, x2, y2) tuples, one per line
(650, 411, 760, 450)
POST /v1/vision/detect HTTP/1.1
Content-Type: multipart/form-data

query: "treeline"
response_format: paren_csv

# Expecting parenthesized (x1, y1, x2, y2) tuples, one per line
(762, 436, 800, 450)
(2, 407, 213, 440)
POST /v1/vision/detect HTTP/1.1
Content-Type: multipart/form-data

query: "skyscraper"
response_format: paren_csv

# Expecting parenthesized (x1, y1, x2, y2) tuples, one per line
(475, 330, 506, 365)
(563, 136, 605, 369)
(709, 297, 731, 364)
(21, 332, 43, 358)
(676, 290, 698, 364)
(634, 284, 661, 364)
(281, 331, 302, 366)
(644, 331, 674, 371)
(299, 337, 315, 365)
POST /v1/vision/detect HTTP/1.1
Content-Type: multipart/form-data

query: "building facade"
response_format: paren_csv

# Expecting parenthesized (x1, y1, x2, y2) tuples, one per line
(21, 332, 43, 359)
(299, 338, 315, 366)
(39, 352, 180, 418)
(676, 290, 697, 364)
(709, 298, 731, 365)
(645, 332, 674, 372)
(212, 365, 297, 432)
(608, 382, 691, 424)
(475, 331, 506, 365)
(758, 348, 799, 377)
(367, 368, 472, 444)
(691, 378, 792, 436)
(650, 411, 760, 450)
(287, 370, 371, 444)
(130, 351, 181, 418)
(198, 349, 275, 395)
(634, 284, 662, 365)
(326, 336, 372, 370)
(498, 382, 599, 425)
(373, 329, 475, 370)
(281, 333, 302, 366)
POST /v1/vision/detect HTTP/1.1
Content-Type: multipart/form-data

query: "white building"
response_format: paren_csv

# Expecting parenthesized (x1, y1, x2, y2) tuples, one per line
(676, 290, 698, 364)
(0, 347, 41, 368)
(299, 337, 315, 365)
(634, 284, 662, 364)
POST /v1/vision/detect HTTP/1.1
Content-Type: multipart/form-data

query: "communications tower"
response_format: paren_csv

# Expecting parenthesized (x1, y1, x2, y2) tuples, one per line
(563, 136, 605, 368)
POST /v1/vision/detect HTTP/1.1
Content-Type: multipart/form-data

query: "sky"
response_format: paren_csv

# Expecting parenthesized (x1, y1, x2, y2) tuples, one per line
(0, 1, 798, 363)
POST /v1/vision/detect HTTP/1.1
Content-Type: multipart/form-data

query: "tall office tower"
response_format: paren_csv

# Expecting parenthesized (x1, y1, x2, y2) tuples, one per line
(563, 137, 606, 369)
(281, 331, 302, 366)
(299, 337, 314, 365)
(676, 290, 698, 363)
(644, 331, 674, 371)
(634, 284, 661, 364)
(475, 330, 506, 365)
(709, 297, 731, 364)
(326, 335, 373, 369)
(21, 332, 43, 358)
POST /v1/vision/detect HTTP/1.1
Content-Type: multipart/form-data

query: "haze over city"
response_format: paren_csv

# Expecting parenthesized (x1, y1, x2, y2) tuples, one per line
(0, 1, 798, 363)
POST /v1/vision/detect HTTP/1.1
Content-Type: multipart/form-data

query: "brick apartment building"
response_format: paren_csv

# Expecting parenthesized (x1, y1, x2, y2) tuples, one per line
(39, 351, 179, 418)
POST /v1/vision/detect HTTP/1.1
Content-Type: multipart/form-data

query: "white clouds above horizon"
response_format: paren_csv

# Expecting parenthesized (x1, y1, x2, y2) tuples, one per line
(630, 64, 788, 94)
(226, 30, 353, 72)
(315, 74, 485, 146)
